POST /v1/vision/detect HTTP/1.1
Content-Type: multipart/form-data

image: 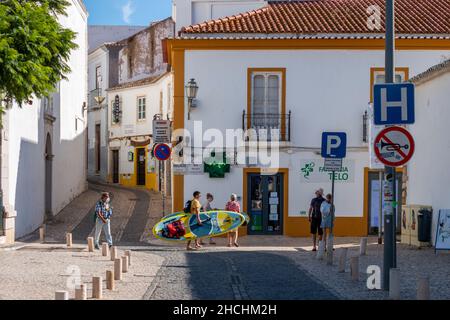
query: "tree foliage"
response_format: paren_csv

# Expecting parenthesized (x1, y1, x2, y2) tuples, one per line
(0, 0, 77, 109)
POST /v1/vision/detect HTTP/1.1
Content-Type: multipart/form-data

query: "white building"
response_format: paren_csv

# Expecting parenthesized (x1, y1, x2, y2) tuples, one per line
(105, 18, 175, 193)
(407, 59, 450, 245)
(172, 0, 267, 33)
(165, 0, 450, 237)
(87, 26, 146, 181)
(1, 0, 88, 245)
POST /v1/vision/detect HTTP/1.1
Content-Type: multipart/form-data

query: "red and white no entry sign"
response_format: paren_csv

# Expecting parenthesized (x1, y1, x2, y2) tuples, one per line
(374, 126, 415, 167)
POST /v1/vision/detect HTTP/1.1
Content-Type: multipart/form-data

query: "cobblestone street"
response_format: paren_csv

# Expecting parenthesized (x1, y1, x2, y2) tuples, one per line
(1, 182, 450, 300)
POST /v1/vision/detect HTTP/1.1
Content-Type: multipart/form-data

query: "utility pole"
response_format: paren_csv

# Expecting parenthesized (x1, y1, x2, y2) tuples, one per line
(383, 0, 397, 291)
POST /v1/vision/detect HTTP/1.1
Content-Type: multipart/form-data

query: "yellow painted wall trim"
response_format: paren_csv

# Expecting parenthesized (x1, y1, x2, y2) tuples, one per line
(166, 38, 450, 64)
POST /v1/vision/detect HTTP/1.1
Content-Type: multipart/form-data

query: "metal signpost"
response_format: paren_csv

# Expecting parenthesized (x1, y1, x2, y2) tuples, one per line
(154, 143, 172, 217)
(322, 132, 347, 220)
(375, 0, 416, 290)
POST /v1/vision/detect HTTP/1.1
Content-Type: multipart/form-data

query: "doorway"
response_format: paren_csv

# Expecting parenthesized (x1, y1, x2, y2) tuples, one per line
(368, 170, 403, 235)
(136, 148, 146, 186)
(112, 150, 119, 184)
(45, 134, 53, 220)
(247, 173, 284, 235)
(95, 124, 101, 173)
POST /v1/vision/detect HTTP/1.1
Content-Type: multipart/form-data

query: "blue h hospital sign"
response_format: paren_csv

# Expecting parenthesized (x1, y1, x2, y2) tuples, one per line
(373, 83, 415, 125)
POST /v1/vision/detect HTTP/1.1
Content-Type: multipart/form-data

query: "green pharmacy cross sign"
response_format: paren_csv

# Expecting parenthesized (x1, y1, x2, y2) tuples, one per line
(204, 151, 230, 178)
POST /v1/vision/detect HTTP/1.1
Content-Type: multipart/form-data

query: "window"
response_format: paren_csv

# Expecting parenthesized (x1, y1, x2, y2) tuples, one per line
(370, 67, 409, 102)
(250, 71, 282, 128)
(95, 66, 102, 89)
(138, 97, 146, 120)
(111, 100, 119, 125)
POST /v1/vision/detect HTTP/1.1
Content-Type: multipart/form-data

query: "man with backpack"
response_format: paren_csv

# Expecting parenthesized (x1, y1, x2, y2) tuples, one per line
(185, 191, 203, 251)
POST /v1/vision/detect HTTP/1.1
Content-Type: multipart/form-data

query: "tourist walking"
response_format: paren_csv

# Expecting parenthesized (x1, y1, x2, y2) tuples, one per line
(94, 192, 113, 250)
(186, 191, 202, 251)
(320, 194, 335, 250)
(308, 188, 325, 251)
(225, 194, 241, 247)
(202, 193, 216, 245)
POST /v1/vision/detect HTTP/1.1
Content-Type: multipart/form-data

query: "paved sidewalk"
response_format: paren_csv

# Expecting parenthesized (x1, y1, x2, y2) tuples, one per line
(0, 243, 164, 300)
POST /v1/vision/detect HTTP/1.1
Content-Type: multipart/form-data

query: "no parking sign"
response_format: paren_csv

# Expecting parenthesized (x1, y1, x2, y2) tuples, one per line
(154, 143, 172, 161)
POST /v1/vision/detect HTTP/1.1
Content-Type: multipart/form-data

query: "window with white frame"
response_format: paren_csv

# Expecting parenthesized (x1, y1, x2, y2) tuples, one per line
(137, 97, 146, 120)
(251, 72, 282, 129)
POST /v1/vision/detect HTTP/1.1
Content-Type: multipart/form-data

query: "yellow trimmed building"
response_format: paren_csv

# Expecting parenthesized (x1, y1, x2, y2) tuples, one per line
(165, 0, 450, 237)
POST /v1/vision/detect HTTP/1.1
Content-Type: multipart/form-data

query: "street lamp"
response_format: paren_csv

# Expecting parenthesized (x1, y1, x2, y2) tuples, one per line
(185, 78, 198, 120)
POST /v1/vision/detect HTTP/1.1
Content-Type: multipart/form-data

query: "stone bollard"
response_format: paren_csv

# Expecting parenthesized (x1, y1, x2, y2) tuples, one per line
(66, 233, 73, 248)
(125, 250, 131, 266)
(326, 237, 334, 266)
(360, 238, 368, 256)
(92, 276, 102, 299)
(87, 237, 94, 252)
(39, 226, 45, 243)
(122, 256, 129, 273)
(102, 243, 109, 257)
(55, 291, 69, 300)
(75, 284, 87, 300)
(110, 246, 117, 261)
(389, 268, 401, 300)
(417, 277, 430, 300)
(106, 270, 115, 291)
(338, 248, 348, 273)
(350, 256, 359, 281)
(316, 241, 325, 260)
(114, 258, 122, 280)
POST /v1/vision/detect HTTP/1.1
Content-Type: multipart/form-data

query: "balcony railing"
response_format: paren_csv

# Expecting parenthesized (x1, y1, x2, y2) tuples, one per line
(89, 88, 105, 108)
(242, 111, 291, 142)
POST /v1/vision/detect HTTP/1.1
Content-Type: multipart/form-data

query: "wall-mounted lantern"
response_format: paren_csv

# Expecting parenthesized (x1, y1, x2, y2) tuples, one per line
(128, 151, 134, 162)
(185, 78, 199, 120)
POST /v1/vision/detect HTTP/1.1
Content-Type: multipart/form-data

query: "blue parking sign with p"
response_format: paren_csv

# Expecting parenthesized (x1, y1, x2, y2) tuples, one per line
(374, 83, 415, 125)
(322, 132, 347, 159)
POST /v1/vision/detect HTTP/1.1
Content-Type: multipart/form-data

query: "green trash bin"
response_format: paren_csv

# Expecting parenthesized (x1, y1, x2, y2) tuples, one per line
(418, 209, 432, 242)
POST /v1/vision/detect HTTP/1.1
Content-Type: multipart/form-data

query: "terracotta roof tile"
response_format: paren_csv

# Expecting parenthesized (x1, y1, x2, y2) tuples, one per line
(181, 0, 450, 35)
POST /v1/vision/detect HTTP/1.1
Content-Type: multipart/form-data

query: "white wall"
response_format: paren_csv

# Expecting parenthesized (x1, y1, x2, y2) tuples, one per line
(407, 71, 450, 245)
(173, 0, 267, 32)
(181, 48, 450, 218)
(7, 0, 88, 237)
(88, 48, 109, 179)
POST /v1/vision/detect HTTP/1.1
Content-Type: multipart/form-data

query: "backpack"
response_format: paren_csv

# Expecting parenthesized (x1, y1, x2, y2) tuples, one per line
(167, 220, 186, 239)
(183, 200, 192, 213)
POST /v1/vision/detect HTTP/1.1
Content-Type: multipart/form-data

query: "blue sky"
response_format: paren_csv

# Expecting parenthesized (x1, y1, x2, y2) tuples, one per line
(84, 0, 172, 26)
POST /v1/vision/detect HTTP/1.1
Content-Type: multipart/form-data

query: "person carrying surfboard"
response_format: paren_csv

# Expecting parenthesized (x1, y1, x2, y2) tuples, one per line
(201, 193, 216, 245)
(186, 191, 203, 251)
(226, 194, 241, 248)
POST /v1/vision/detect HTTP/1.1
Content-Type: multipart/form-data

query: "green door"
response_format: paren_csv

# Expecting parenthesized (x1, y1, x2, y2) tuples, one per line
(247, 173, 283, 235)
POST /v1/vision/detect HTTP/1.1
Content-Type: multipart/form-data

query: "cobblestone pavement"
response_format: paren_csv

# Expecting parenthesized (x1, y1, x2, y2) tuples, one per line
(144, 248, 338, 300)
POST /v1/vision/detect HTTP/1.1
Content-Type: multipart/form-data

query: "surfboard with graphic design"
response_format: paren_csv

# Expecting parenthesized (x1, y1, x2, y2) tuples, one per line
(153, 211, 246, 242)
